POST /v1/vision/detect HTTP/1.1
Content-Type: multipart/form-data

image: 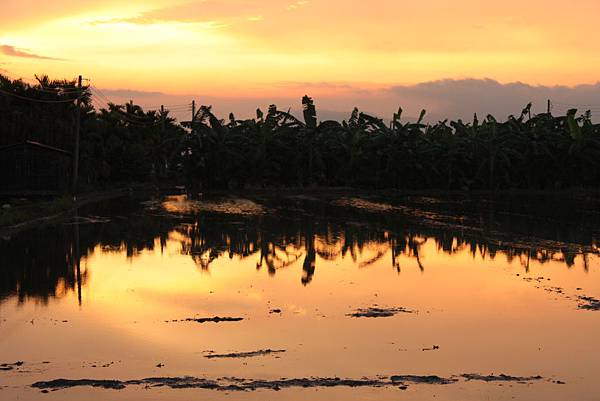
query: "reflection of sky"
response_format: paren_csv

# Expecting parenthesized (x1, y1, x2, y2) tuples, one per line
(1, 233, 600, 401)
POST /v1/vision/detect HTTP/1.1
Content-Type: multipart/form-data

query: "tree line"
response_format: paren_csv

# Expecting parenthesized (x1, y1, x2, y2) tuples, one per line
(2, 74, 600, 190)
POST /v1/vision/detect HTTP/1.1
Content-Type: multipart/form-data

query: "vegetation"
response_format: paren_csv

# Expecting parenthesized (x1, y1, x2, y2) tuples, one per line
(0, 196, 73, 227)
(2, 74, 600, 190)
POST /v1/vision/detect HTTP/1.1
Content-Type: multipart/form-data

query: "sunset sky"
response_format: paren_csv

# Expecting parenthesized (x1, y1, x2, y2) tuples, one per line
(2, 0, 600, 120)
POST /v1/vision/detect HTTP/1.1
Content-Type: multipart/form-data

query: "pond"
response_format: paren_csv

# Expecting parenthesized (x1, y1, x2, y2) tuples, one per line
(1, 191, 599, 400)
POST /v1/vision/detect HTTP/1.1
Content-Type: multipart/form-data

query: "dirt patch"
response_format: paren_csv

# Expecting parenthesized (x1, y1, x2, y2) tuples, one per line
(204, 349, 286, 359)
(348, 306, 415, 318)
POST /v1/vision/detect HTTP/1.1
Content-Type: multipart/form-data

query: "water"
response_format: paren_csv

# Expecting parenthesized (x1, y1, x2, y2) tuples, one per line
(1, 192, 599, 400)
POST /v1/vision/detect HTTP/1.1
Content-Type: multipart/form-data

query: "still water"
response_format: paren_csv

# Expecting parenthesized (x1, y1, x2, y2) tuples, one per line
(1, 192, 599, 400)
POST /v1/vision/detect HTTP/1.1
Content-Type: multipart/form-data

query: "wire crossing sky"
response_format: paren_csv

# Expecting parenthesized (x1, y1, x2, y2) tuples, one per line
(2, 0, 600, 119)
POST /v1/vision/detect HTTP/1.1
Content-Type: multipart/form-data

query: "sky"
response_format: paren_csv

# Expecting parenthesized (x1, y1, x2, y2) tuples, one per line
(2, 0, 600, 121)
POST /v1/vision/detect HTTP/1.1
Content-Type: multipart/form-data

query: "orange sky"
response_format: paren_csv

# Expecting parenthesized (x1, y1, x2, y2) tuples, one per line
(2, 0, 600, 118)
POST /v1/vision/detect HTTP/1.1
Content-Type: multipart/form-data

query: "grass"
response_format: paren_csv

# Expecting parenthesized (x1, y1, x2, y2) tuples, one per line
(0, 196, 74, 228)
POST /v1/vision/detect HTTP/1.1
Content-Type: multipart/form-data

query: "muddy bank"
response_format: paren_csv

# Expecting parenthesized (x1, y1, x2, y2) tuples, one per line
(204, 349, 286, 359)
(31, 372, 549, 393)
(0, 186, 147, 235)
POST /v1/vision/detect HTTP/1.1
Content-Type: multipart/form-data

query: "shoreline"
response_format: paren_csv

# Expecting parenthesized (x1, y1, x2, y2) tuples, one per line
(2, 185, 599, 236)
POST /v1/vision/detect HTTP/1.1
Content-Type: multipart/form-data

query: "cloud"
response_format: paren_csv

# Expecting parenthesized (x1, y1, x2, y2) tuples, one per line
(90, 0, 263, 26)
(387, 79, 600, 121)
(275, 81, 357, 90)
(287, 1, 308, 10)
(0, 44, 64, 61)
(99, 88, 166, 98)
(94, 78, 600, 124)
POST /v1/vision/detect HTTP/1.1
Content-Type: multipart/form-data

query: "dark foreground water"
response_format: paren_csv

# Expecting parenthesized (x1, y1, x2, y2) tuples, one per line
(1, 192, 599, 400)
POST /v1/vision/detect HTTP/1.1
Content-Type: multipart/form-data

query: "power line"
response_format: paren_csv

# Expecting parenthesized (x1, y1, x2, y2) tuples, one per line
(0, 87, 83, 103)
(91, 96, 165, 127)
(89, 85, 113, 105)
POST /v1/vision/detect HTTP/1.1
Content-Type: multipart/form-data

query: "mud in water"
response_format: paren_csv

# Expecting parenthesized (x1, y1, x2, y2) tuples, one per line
(577, 296, 600, 310)
(0, 361, 23, 371)
(347, 306, 415, 318)
(160, 195, 266, 216)
(461, 374, 544, 383)
(521, 276, 600, 311)
(167, 317, 244, 323)
(31, 372, 545, 392)
(204, 349, 286, 359)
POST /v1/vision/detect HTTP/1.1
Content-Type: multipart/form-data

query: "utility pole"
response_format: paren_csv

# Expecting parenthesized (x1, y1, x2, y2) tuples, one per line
(547, 99, 551, 115)
(160, 105, 165, 133)
(72, 75, 82, 196)
(191, 100, 196, 131)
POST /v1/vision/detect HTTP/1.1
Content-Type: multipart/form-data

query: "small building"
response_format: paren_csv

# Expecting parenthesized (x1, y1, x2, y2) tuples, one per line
(0, 140, 72, 195)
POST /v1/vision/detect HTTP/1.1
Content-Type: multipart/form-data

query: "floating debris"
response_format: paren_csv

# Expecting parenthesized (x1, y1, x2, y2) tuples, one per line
(204, 349, 286, 359)
(347, 306, 415, 318)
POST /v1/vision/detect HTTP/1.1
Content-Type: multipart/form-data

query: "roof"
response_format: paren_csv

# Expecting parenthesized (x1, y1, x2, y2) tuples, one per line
(0, 140, 72, 155)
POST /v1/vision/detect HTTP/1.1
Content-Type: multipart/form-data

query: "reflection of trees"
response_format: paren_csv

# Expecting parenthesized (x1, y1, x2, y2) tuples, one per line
(0, 224, 88, 304)
(1, 195, 598, 304)
(173, 202, 598, 283)
(0, 198, 175, 304)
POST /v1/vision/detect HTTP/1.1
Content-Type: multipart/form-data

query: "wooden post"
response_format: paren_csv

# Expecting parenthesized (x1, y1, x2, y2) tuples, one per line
(72, 75, 82, 195)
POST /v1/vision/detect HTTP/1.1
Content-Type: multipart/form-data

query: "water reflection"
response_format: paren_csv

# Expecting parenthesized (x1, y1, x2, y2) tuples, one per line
(1, 194, 598, 305)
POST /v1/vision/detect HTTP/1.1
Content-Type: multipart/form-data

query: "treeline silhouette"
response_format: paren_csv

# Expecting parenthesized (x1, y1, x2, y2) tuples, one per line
(2, 74, 600, 189)
(1, 194, 596, 304)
